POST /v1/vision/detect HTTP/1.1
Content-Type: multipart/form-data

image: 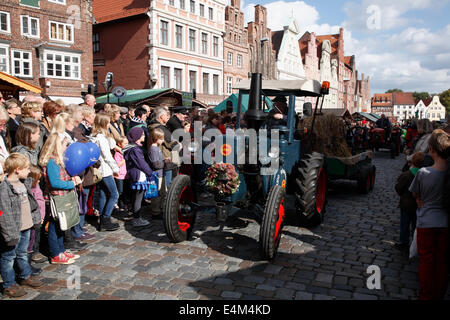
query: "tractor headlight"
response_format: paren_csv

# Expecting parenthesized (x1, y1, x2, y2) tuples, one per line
(268, 146, 280, 159)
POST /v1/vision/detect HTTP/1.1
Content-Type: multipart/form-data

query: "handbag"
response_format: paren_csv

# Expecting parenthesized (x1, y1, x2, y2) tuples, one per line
(144, 173, 159, 200)
(49, 190, 80, 231)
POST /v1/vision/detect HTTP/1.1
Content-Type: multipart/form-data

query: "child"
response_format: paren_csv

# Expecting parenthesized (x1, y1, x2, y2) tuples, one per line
(0, 153, 43, 298)
(27, 165, 47, 264)
(409, 129, 450, 300)
(91, 113, 120, 231)
(114, 136, 128, 211)
(394, 152, 425, 250)
(148, 128, 167, 217)
(123, 127, 152, 227)
(38, 133, 82, 265)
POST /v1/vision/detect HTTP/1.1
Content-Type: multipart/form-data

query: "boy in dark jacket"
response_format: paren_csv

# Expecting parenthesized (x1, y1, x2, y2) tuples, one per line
(394, 151, 425, 250)
(124, 127, 153, 228)
(0, 153, 43, 298)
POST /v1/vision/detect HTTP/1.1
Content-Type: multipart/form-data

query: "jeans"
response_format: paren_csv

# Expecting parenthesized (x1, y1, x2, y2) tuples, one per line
(48, 218, 65, 258)
(165, 170, 173, 189)
(400, 209, 416, 245)
(71, 214, 85, 239)
(417, 228, 449, 300)
(0, 229, 32, 288)
(98, 175, 119, 219)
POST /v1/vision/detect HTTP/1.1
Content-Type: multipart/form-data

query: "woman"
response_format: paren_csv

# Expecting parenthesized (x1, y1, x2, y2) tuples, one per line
(105, 104, 125, 143)
(79, 105, 95, 137)
(20, 101, 47, 153)
(0, 106, 10, 178)
(38, 133, 82, 264)
(41, 101, 63, 135)
(91, 113, 120, 231)
(10, 122, 41, 166)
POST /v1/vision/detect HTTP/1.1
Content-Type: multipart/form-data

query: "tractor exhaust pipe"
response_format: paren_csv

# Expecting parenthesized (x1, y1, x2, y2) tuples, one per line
(245, 73, 266, 131)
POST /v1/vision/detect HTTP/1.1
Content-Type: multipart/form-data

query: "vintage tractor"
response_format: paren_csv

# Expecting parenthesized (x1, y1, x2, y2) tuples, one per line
(369, 126, 402, 158)
(163, 73, 330, 260)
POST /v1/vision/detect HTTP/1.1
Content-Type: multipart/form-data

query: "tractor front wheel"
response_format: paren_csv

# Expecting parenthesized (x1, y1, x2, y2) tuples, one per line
(295, 152, 327, 226)
(260, 185, 286, 260)
(163, 175, 196, 243)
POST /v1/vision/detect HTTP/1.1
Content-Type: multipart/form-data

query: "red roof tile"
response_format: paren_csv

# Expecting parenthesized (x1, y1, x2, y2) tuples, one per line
(93, 0, 149, 24)
(372, 93, 393, 107)
(393, 92, 415, 105)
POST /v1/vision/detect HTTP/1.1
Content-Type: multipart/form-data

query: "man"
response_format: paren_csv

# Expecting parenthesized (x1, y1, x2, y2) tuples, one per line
(0, 92, 5, 107)
(166, 106, 188, 133)
(84, 94, 96, 108)
(4, 99, 21, 148)
(271, 96, 288, 121)
(376, 114, 391, 138)
(129, 107, 149, 145)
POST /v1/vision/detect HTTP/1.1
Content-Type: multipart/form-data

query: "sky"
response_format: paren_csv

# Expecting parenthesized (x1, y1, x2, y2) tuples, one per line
(236, 0, 450, 95)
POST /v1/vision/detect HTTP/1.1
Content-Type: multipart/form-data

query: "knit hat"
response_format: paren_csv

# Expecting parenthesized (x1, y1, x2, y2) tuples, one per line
(127, 126, 144, 144)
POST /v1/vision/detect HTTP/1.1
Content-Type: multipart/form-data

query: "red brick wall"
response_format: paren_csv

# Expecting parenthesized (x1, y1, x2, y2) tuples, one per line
(93, 15, 150, 95)
(0, 0, 93, 98)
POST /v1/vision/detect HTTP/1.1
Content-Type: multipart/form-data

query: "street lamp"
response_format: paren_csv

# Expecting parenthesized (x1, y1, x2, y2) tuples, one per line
(260, 37, 269, 77)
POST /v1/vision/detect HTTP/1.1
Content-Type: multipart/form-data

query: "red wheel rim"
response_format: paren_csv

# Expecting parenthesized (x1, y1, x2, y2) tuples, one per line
(178, 186, 194, 232)
(316, 168, 326, 213)
(274, 198, 285, 242)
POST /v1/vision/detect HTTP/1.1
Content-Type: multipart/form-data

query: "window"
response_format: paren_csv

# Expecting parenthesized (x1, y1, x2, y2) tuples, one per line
(237, 54, 242, 68)
(160, 21, 168, 45)
(189, 70, 196, 92)
(226, 77, 232, 94)
(93, 71, 98, 88)
(213, 36, 218, 57)
(41, 50, 81, 79)
(19, 0, 40, 8)
(161, 66, 170, 88)
(174, 68, 182, 90)
(0, 11, 10, 33)
(227, 52, 233, 66)
(179, 0, 185, 10)
(208, 7, 213, 20)
(190, 0, 195, 13)
(93, 33, 100, 53)
(202, 73, 209, 94)
(213, 75, 219, 95)
(12, 50, 32, 77)
(0, 44, 9, 73)
(201, 33, 208, 54)
(49, 0, 66, 4)
(169, 0, 175, 6)
(200, 4, 205, 17)
(49, 21, 74, 43)
(189, 29, 196, 52)
(175, 25, 183, 49)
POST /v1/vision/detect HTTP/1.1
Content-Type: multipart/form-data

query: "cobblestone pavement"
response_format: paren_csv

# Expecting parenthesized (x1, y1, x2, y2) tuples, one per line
(1, 151, 449, 300)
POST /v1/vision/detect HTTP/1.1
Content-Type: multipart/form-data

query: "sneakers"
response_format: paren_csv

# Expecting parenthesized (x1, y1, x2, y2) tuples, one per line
(64, 240, 88, 251)
(99, 217, 120, 231)
(132, 217, 150, 227)
(31, 252, 48, 264)
(2, 284, 27, 298)
(74, 233, 95, 241)
(64, 251, 80, 260)
(19, 276, 44, 288)
(50, 253, 75, 265)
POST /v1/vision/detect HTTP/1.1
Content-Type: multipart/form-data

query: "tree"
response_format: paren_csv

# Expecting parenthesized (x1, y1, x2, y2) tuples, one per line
(386, 89, 403, 93)
(413, 92, 430, 102)
(440, 89, 450, 116)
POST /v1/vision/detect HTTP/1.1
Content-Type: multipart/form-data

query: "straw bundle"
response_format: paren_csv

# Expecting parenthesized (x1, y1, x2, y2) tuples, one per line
(300, 114, 352, 158)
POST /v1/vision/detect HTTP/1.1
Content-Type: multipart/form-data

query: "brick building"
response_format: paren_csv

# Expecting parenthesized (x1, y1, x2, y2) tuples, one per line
(223, 0, 249, 96)
(371, 93, 394, 118)
(93, 0, 226, 107)
(0, 0, 93, 104)
(246, 5, 275, 79)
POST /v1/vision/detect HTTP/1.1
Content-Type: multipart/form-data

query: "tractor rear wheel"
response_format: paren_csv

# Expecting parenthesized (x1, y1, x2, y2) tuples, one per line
(295, 152, 327, 226)
(370, 165, 376, 191)
(163, 175, 196, 243)
(357, 166, 371, 194)
(260, 185, 286, 260)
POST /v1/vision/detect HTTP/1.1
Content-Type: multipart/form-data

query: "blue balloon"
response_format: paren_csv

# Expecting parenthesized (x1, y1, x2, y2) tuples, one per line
(85, 142, 100, 167)
(64, 142, 90, 176)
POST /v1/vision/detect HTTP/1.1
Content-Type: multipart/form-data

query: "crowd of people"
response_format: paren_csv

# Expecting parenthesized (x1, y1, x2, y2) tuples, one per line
(394, 118, 450, 300)
(0, 92, 239, 298)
